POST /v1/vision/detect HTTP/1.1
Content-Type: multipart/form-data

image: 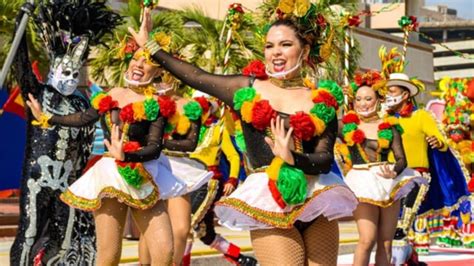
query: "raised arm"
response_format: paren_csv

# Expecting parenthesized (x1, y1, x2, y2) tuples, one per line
(291, 117, 338, 175)
(49, 108, 101, 127)
(164, 119, 201, 152)
(390, 127, 407, 175)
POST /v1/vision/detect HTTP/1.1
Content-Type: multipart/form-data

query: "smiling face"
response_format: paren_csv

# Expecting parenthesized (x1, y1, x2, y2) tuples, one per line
(354, 86, 379, 117)
(264, 25, 308, 79)
(126, 48, 162, 84)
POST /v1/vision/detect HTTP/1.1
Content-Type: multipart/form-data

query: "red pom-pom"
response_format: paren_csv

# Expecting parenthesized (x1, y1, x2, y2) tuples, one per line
(313, 91, 338, 109)
(194, 96, 210, 114)
(378, 122, 391, 130)
(468, 174, 474, 193)
(242, 60, 268, 80)
(124, 38, 139, 54)
(119, 104, 135, 123)
(352, 129, 366, 144)
(268, 179, 286, 209)
(251, 100, 276, 130)
(116, 161, 138, 168)
(316, 14, 327, 29)
(348, 15, 361, 27)
(98, 95, 118, 114)
(290, 112, 315, 141)
(342, 113, 360, 124)
(158, 96, 177, 118)
(123, 141, 141, 152)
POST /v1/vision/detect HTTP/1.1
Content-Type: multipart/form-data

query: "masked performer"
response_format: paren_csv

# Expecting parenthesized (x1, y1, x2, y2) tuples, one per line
(131, 6, 358, 264)
(9, 2, 121, 265)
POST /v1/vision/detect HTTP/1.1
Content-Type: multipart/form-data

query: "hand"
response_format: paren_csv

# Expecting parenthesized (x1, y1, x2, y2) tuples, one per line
(426, 136, 442, 149)
(128, 7, 153, 47)
(265, 116, 295, 165)
(104, 124, 125, 161)
(223, 182, 236, 196)
(25, 93, 43, 121)
(377, 163, 397, 179)
(342, 85, 353, 99)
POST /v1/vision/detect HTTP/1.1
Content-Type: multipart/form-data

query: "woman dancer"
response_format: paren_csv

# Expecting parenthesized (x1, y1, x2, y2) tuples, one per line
(26, 46, 189, 265)
(131, 7, 358, 265)
(339, 71, 426, 265)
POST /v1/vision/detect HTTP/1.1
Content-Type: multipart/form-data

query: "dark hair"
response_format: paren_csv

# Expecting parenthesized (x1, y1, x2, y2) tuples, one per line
(269, 19, 309, 47)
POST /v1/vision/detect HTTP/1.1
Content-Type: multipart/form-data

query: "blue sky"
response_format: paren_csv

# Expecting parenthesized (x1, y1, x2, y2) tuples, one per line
(425, 0, 474, 19)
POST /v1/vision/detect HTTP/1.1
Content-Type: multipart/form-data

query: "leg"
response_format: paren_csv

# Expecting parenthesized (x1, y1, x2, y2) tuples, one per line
(93, 198, 128, 266)
(376, 200, 401, 266)
(303, 217, 339, 266)
(138, 233, 151, 265)
(167, 195, 192, 265)
(250, 228, 305, 266)
(353, 203, 379, 266)
(131, 200, 174, 266)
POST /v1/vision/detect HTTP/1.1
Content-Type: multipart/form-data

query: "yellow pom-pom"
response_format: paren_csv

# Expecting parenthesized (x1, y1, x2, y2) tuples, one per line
(384, 116, 399, 126)
(176, 115, 191, 135)
(241, 101, 255, 123)
(344, 131, 355, 146)
(378, 138, 390, 149)
(91, 94, 106, 109)
(265, 157, 285, 181)
(132, 102, 146, 121)
(310, 115, 326, 136)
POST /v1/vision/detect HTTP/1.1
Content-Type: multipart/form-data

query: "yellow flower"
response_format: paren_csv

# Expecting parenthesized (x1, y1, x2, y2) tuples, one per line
(176, 115, 191, 135)
(384, 116, 399, 126)
(378, 138, 390, 149)
(168, 112, 180, 126)
(266, 157, 285, 181)
(132, 102, 146, 121)
(304, 78, 316, 90)
(294, 0, 310, 17)
(438, 77, 450, 92)
(278, 0, 295, 14)
(153, 32, 171, 51)
(241, 101, 255, 123)
(310, 114, 326, 136)
(344, 131, 355, 146)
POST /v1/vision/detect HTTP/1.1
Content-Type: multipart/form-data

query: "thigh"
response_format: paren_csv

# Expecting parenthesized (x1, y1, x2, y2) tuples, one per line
(378, 200, 400, 241)
(167, 195, 192, 231)
(303, 217, 339, 266)
(93, 198, 128, 251)
(250, 228, 305, 266)
(354, 203, 379, 242)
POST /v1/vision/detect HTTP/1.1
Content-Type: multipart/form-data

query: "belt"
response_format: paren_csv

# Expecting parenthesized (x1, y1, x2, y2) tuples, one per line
(352, 162, 387, 170)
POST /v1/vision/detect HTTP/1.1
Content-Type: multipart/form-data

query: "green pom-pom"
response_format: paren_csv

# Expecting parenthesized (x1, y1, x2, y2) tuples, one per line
(277, 164, 307, 205)
(144, 99, 160, 120)
(378, 129, 393, 141)
(395, 124, 404, 134)
(318, 80, 344, 106)
(117, 166, 143, 189)
(183, 101, 203, 121)
(310, 103, 336, 124)
(198, 126, 208, 144)
(342, 123, 358, 135)
(235, 130, 247, 152)
(165, 123, 174, 133)
(233, 87, 256, 110)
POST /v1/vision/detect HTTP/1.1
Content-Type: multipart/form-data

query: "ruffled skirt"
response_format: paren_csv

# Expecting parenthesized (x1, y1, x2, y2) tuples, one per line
(214, 172, 358, 230)
(60, 156, 192, 211)
(344, 164, 428, 207)
(161, 155, 214, 194)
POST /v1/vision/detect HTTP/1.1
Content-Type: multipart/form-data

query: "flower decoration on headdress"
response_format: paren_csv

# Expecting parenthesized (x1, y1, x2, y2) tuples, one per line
(118, 37, 140, 63)
(277, 0, 311, 18)
(398, 16, 418, 32)
(150, 30, 172, 52)
(351, 70, 387, 96)
(142, 0, 159, 9)
(348, 15, 362, 27)
(227, 3, 245, 30)
(379, 46, 405, 79)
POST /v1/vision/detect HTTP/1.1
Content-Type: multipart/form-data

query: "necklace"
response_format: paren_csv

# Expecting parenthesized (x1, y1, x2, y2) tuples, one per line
(359, 114, 380, 123)
(128, 85, 157, 96)
(269, 77, 305, 89)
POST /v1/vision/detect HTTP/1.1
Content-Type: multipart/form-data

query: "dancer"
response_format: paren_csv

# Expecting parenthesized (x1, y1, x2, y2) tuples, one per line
(131, 6, 358, 264)
(9, 2, 121, 265)
(26, 42, 198, 265)
(339, 71, 426, 265)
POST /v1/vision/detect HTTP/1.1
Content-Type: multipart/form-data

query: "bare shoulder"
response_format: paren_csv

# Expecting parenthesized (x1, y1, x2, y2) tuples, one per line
(108, 87, 126, 97)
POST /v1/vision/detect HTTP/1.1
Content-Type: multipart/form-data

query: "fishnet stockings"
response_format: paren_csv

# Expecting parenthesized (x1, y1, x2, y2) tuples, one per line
(304, 217, 339, 265)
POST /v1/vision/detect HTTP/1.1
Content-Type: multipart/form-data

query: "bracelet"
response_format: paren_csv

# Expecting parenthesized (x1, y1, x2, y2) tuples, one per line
(31, 113, 52, 129)
(225, 177, 239, 188)
(145, 39, 161, 55)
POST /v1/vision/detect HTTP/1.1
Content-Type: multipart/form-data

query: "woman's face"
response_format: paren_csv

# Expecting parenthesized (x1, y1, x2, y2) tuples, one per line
(354, 86, 378, 117)
(264, 25, 306, 79)
(126, 48, 162, 83)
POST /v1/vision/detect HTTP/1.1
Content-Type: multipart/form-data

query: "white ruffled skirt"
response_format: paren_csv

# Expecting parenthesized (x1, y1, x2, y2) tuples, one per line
(160, 155, 213, 194)
(344, 164, 428, 207)
(214, 171, 358, 230)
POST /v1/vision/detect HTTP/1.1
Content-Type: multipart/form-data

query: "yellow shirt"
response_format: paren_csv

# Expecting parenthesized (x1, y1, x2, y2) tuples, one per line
(389, 109, 447, 168)
(190, 120, 240, 178)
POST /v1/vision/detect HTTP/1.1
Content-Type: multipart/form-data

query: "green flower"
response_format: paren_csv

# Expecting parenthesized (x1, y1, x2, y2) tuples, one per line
(277, 164, 307, 205)
(378, 129, 393, 141)
(318, 80, 344, 106)
(398, 16, 411, 28)
(310, 103, 336, 124)
(235, 130, 247, 152)
(183, 101, 203, 121)
(144, 99, 160, 120)
(233, 87, 256, 110)
(342, 123, 358, 135)
(118, 166, 143, 189)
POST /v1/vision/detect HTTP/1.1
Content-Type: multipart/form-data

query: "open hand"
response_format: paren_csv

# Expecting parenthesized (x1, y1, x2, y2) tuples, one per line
(25, 93, 43, 121)
(104, 124, 125, 161)
(128, 7, 153, 47)
(377, 163, 397, 179)
(265, 116, 295, 165)
(223, 182, 236, 196)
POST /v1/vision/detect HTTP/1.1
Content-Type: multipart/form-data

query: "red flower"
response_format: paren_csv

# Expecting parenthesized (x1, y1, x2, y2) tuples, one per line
(242, 60, 268, 80)
(354, 70, 382, 87)
(119, 104, 135, 123)
(194, 96, 210, 114)
(409, 16, 419, 31)
(230, 3, 244, 13)
(158, 96, 176, 118)
(123, 141, 141, 152)
(290, 112, 315, 141)
(251, 100, 276, 130)
(378, 122, 391, 130)
(125, 39, 139, 54)
(116, 161, 138, 168)
(342, 113, 360, 124)
(313, 91, 338, 109)
(352, 129, 366, 144)
(348, 15, 361, 27)
(316, 14, 327, 29)
(98, 96, 118, 114)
